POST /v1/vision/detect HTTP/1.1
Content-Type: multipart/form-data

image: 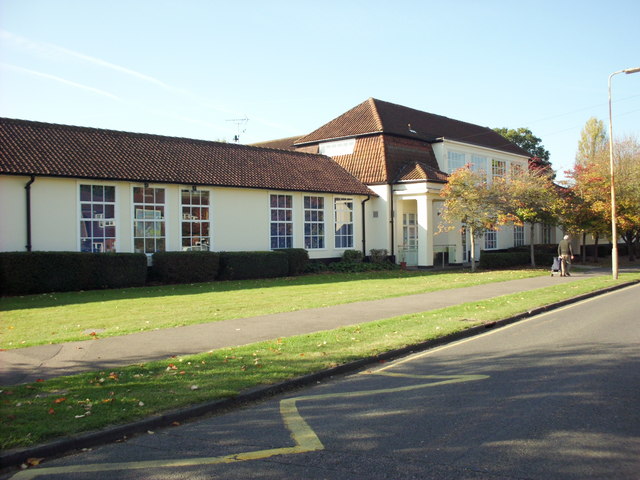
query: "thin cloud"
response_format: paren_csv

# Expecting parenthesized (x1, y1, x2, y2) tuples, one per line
(0, 30, 173, 91)
(1, 63, 121, 101)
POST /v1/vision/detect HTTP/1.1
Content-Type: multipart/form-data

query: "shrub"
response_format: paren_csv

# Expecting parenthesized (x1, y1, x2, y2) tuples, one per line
(218, 251, 289, 280)
(327, 260, 398, 273)
(342, 249, 364, 263)
(279, 248, 309, 275)
(369, 249, 388, 264)
(152, 251, 220, 284)
(479, 250, 556, 269)
(0, 252, 147, 295)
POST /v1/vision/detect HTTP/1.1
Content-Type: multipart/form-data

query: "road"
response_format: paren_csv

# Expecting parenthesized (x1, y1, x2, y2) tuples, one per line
(8, 284, 640, 479)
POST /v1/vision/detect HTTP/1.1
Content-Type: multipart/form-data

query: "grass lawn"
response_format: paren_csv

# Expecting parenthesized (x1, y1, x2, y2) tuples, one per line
(1, 270, 638, 450)
(1, 268, 546, 349)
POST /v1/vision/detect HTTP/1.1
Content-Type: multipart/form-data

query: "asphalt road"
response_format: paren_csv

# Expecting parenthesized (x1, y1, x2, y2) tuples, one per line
(7, 284, 640, 480)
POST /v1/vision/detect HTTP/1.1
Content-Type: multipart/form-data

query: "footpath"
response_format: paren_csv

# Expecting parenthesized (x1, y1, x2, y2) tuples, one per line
(2, 266, 638, 386)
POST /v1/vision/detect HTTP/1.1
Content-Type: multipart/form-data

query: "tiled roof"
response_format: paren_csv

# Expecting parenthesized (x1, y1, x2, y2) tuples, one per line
(0, 118, 375, 196)
(394, 162, 448, 183)
(251, 136, 300, 151)
(296, 98, 531, 157)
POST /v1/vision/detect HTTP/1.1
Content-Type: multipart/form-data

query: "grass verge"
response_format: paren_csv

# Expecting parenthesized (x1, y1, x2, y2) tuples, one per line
(0, 269, 546, 349)
(1, 272, 638, 450)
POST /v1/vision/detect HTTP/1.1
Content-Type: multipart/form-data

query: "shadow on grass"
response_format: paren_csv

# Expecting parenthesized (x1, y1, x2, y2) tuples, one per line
(0, 269, 477, 312)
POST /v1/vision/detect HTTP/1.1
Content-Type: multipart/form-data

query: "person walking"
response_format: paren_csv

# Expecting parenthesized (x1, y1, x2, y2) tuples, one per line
(557, 234, 574, 277)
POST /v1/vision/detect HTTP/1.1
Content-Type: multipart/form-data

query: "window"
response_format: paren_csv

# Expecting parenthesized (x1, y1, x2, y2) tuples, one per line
(133, 186, 166, 254)
(492, 159, 506, 180)
(484, 228, 498, 250)
(80, 184, 116, 252)
(447, 151, 466, 173)
(334, 197, 354, 248)
(270, 194, 293, 249)
(511, 162, 524, 178)
(541, 223, 553, 244)
(471, 155, 488, 174)
(514, 225, 525, 247)
(461, 226, 467, 262)
(304, 196, 325, 249)
(181, 189, 210, 251)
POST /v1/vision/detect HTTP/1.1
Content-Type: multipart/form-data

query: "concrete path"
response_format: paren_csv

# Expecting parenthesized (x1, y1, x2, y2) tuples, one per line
(0, 267, 631, 386)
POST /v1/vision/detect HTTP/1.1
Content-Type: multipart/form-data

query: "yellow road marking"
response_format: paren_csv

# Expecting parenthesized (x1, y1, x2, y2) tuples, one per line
(11, 373, 487, 479)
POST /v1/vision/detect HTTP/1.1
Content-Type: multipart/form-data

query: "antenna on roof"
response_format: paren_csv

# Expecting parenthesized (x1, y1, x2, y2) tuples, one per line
(226, 116, 249, 143)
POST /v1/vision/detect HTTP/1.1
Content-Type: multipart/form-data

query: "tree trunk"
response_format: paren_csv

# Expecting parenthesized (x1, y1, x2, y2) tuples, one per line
(470, 227, 476, 272)
(529, 223, 536, 267)
(581, 231, 587, 264)
(593, 233, 599, 263)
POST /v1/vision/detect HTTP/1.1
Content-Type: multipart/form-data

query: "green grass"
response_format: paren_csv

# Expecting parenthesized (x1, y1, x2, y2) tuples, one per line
(0, 269, 545, 349)
(1, 271, 638, 450)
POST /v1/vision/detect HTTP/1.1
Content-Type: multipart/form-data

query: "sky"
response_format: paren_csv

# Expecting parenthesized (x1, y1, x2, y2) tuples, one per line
(1, 0, 639, 181)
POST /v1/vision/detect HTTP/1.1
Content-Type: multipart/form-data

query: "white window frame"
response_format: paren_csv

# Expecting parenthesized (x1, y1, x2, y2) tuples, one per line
(181, 188, 211, 251)
(447, 151, 466, 173)
(514, 225, 525, 247)
(304, 195, 325, 249)
(132, 186, 166, 254)
(334, 197, 354, 249)
(484, 228, 498, 250)
(270, 194, 293, 249)
(492, 159, 506, 180)
(79, 183, 117, 253)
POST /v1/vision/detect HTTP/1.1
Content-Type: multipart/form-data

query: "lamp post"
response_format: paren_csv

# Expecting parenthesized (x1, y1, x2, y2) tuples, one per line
(608, 67, 640, 280)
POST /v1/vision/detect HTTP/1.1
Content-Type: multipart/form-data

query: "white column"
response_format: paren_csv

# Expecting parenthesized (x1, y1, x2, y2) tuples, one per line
(417, 196, 431, 267)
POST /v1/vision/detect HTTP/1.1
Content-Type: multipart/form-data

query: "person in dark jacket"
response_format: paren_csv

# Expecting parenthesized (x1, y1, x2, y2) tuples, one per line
(557, 235, 574, 277)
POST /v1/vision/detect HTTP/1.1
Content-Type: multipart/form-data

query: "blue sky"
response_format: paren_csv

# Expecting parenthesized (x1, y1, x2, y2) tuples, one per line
(1, 0, 639, 180)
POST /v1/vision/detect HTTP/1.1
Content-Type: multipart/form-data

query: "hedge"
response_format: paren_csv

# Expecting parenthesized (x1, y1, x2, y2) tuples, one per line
(152, 251, 220, 284)
(278, 248, 309, 275)
(479, 250, 556, 269)
(218, 251, 289, 280)
(0, 252, 147, 295)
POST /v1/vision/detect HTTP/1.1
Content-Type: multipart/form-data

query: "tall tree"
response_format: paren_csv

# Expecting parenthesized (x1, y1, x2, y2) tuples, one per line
(494, 169, 559, 266)
(575, 117, 607, 166)
(493, 127, 554, 176)
(439, 167, 499, 272)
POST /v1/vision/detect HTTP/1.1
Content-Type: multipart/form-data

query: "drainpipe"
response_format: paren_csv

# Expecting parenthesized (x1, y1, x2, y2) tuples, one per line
(361, 195, 370, 256)
(25, 175, 35, 252)
(389, 184, 395, 261)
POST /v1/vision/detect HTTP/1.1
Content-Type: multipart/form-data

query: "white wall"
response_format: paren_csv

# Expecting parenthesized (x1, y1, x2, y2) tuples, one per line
(0, 175, 366, 259)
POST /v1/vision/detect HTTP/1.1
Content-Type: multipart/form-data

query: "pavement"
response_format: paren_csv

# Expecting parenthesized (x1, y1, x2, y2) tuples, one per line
(2, 265, 638, 386)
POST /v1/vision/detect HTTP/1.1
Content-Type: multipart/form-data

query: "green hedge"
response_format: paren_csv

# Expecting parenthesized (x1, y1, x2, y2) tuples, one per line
(218, 251, 289, 280)
(152, 251, 220, 284)
(479, 250, 556, 269)
(279, 248, 309, 275)
(0, 252, 147, 295)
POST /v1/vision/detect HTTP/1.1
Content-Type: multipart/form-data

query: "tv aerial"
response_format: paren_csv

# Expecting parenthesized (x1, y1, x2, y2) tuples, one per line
(226, 116, 249, 143)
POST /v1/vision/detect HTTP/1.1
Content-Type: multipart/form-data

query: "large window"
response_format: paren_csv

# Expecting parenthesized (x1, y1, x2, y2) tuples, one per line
(334, 197, 354, 249)
(484, 228, 498, 250)
(492, 159, 506, 180)
(181, 189, 210, 251)
(471, 155, 488, 174)
(304, 196, 325, 249)
(133, 186, 166, 254)
(514, 225, 525, 247)
(270, 194, 293, 249)
(80, 184, 116, 252)
(447, 151, 466, 173)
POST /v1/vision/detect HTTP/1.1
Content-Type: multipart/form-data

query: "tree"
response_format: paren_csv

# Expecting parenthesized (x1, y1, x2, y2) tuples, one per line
(575, 117, 607, 167)
(494, 169, 559, 266)
(439, 167, 499, 272)
(564, 134, 640, 262)
(493, 127, 554, 176)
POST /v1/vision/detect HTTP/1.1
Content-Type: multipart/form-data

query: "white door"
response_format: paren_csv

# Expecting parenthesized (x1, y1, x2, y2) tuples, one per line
(402, 213, 418, 265)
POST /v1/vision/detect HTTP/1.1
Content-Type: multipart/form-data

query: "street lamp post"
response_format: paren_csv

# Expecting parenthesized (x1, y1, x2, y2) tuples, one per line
(608, 67, 640, 280)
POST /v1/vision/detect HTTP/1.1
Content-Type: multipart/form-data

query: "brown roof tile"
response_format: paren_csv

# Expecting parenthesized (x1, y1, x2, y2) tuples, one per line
(296, 98, 531, 157)
(0, 118, 375, 197)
